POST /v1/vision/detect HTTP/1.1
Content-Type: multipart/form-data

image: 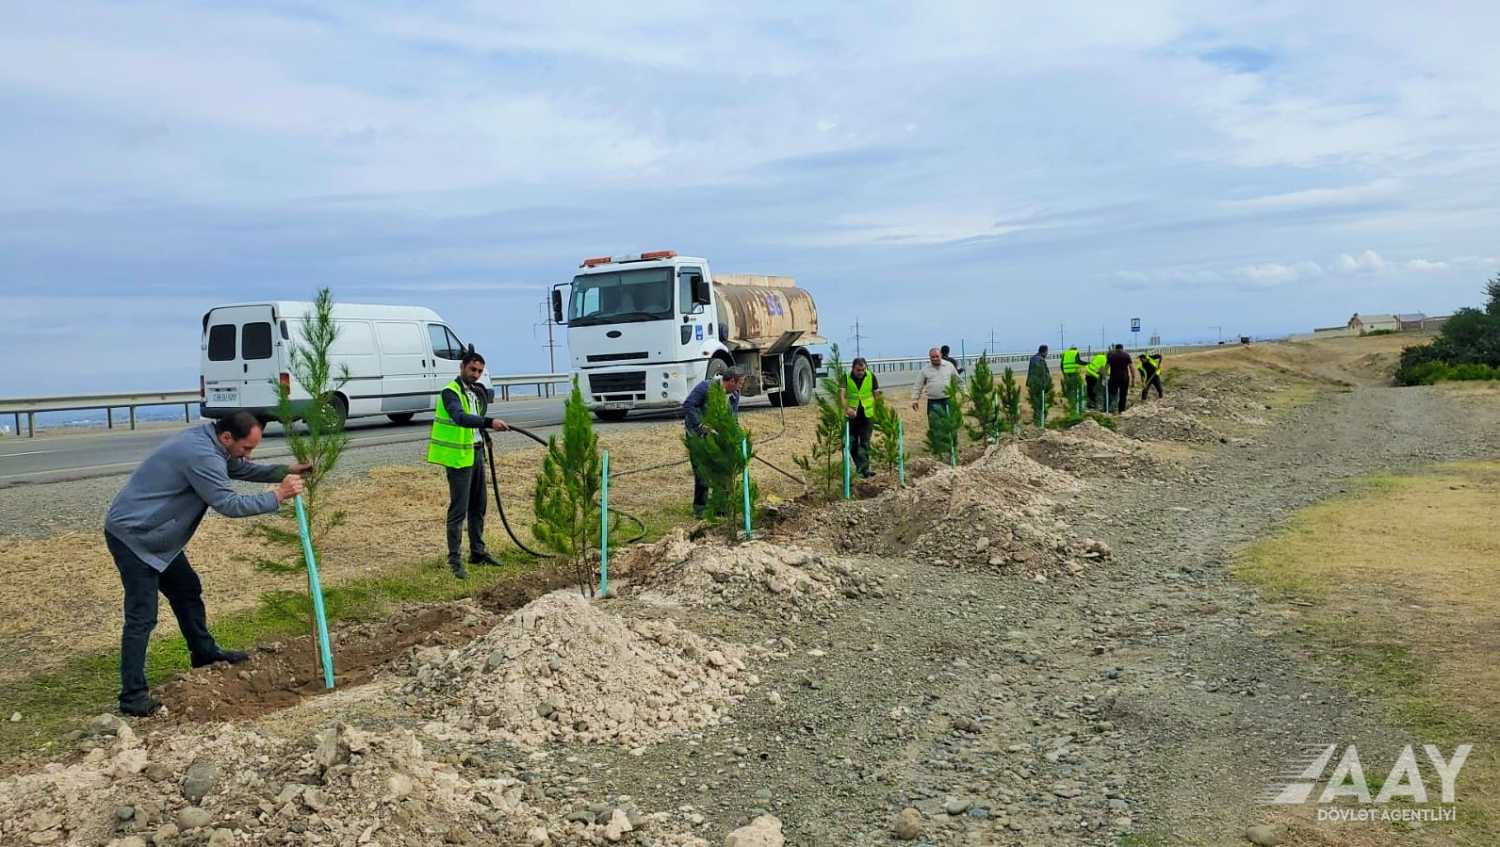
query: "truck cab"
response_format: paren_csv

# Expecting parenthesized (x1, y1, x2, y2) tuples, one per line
(553, 251, 821, 421)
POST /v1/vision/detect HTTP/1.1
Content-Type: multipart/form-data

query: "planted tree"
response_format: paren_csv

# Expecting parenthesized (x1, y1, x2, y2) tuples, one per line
(794, 343, 849, 499)
(252, 288, 350, 631)
(1061, 370, 1085, 416)
(964, 355, 1003, 442)
(684, 382, 757, 538)
(871, 393, 903, 476)
(533, 378, 603, 597)
(925, 376, 965, 463)
(998, 366, 1022, 431)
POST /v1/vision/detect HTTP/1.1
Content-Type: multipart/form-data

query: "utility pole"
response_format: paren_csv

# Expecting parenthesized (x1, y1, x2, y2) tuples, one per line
(1058, 323, 1065, 350)
(849, 317, 868, 359)
(535, 293, 561, 394)
(988, 328, 997, 355)
(1211, 325, 1223, 344)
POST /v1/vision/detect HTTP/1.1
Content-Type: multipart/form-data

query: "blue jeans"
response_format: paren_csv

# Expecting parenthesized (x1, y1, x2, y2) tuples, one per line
(106, 532, 218, 704)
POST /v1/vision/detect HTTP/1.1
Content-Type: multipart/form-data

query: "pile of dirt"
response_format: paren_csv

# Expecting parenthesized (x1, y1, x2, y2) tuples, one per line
(0, 716, 707, 846)
(156, 600, 497, 724)
(1021, 420, 1168, 479)
(623, 533, 887, 616)
(1117, 403, 1224, 443)
(404, 591, 752, 748)
(804, 444, 1109, 576)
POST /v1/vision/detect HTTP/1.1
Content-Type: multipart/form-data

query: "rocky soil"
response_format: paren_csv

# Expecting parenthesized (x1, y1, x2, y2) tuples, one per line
(3, 374, 1497, 846)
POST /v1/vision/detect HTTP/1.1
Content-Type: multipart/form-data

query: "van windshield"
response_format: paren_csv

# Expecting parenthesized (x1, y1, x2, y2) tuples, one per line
(569, 268, 674, 326)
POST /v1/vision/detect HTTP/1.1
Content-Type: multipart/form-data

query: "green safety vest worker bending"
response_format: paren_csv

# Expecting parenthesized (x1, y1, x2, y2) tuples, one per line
(1083, 353, 1107, 409)
(1060, 347, 1080, 374)
(1137, 352, 1164, 401)
(428, 345, 509, 580)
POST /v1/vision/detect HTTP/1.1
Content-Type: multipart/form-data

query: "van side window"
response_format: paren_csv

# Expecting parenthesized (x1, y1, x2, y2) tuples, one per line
(207, 325, 236, 361)
(429, 324, 459, 360)
(242, 323, 273, 360)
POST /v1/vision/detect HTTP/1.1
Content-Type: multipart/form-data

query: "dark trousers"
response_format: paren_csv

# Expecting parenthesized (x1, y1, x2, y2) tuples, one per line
(692, 461, 708, 515)
(1141, 374, 1163, 399)
(107, 532, 218, 705)
(1085, 376, 1100, 409)
(1108, 378, 1130, 413)
(445, 445, 488, 559)
(849, 415, 873, 477)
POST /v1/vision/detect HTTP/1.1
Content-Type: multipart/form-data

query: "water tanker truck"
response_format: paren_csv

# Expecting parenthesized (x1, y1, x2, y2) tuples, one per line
(550, 250, 825, 421)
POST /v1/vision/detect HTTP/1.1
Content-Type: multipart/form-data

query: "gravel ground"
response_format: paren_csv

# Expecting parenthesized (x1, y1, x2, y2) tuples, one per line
(439, 382, 1499, 845)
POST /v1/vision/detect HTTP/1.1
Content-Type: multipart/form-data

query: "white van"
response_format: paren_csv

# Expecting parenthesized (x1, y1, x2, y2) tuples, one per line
(199, 301, 487, 427)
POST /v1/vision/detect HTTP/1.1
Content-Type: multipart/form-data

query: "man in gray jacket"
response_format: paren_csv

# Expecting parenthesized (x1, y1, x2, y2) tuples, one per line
(104, 411, 307, 716)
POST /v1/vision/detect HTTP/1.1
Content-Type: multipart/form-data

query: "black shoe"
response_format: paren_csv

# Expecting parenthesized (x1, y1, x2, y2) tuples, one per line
(469, 552, 501, 566)
(191, 649, 250, 669)
(692, 508, 704, 520)
(119, 696, 162, 717)
(450, 558, 469, 580)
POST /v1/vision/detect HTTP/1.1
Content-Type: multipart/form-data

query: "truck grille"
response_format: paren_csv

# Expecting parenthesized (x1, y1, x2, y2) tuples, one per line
(586, 352, 649, 363)
(589, 371, 646, 397)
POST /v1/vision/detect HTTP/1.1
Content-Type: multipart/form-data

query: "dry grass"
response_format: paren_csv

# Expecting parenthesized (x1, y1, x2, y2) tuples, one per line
(0, 399, 941, 686)
(1236, 461, 1500, 845)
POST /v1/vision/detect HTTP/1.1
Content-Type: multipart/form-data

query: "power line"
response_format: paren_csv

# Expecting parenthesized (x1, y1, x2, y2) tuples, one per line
(848, 317, 869, 358)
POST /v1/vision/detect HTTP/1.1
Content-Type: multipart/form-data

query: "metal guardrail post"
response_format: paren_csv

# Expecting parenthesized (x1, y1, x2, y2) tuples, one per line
(106, 408, 113, 430)
(129, 406, 136, 431)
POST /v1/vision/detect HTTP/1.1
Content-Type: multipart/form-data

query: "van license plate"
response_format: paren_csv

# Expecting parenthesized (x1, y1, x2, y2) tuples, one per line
(210, 389, 238, 404)
(603, 401, 631, 410)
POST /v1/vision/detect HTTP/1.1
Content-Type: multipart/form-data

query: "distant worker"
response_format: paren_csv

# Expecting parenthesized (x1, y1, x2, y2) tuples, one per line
(911, 347, 960, 422)
(939, 344, 965, 375)
(845, 357, 881, 478)
(1026, 345, 1051, 424)
(1060, 344, 1082, 410)
(1138, 351, 1164, 400)
(1084, 350, 1107, 410)
(683, 366, 745, 518)
(104, 411, 310, 716)
(1106, 343, 1134, 413)
(429, 345, 510, 581)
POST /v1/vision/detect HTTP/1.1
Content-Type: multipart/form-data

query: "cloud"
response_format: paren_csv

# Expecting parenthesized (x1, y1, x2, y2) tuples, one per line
(1228, 179, 1399, 211)
(1237, 260, 1323, 287)
(1404, 259, 1449, 272)
(1335, 250, 1388, 274)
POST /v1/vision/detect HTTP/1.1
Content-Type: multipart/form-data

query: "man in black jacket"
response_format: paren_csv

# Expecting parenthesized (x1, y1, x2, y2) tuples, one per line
(428, 346, 509, 579)
(682, 367, 745, 518)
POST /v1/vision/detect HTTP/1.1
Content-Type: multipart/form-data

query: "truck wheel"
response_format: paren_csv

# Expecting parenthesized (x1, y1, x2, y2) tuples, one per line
(705, 357, 729, 384)
(594, 409, 629, 423)
(386, 412, 415, 425)
(777, 354, 815, 406)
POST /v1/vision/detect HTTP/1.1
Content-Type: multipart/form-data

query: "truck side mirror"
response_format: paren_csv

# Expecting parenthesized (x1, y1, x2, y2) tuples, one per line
(691, 274, 711, 305)
(551, 289, 565, 324)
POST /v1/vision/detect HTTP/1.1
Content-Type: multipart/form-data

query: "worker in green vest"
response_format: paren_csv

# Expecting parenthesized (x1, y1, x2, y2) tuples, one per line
(845, 356, 881, 479)
(1084, 352, 1107, 410)
(428, 345, 509, 580)
(1060, 345, 1082, 412)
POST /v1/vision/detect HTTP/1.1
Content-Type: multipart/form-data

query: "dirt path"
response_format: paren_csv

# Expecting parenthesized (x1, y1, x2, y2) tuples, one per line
(455, 382, 1498, 845)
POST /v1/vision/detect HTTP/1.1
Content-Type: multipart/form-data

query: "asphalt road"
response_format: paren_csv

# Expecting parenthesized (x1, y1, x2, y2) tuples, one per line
(0, 370, 922, 487)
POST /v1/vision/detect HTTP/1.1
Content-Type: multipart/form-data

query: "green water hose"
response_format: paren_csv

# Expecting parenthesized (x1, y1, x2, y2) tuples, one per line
(482, 425, 648, 559)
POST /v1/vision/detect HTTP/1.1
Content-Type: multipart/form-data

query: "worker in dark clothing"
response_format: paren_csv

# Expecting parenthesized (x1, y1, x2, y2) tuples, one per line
(1138, 351, 1164, 400)
(683, 367, 745, 518)
(1105, 343, 1134, 413)
(427, 345, 509, 580)
(939, 344, 964, 375)
(845, 357, 881, 478)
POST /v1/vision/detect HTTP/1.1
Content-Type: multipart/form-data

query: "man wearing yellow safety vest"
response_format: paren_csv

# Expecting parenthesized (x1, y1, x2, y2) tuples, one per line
(1083, 351, 1107, 410)
(845, 357, 882, 479)
(1060, 345, 1082, 409)
(1138, 351, 1164, 400)
(428, 346, 510, 580)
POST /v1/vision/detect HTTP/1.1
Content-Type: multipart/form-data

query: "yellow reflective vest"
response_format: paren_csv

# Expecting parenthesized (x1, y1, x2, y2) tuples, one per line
(428, 380, 478, 468)
(1060, 348, 1080, 374)
(846, 372, 876, 417)
(1085, 354, 1106, 378)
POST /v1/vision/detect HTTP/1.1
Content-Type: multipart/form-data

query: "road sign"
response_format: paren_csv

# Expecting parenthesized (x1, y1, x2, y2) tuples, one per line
(1131, 317, 1141, 333)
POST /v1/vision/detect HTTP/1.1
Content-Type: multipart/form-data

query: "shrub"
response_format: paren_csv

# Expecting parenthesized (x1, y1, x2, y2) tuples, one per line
(533, 378, 603, 597)
(794, 344, 849, 499)
(871, 393, 903, 476)
(964, 355, 1003, 442)
(684, 382, 757, 538)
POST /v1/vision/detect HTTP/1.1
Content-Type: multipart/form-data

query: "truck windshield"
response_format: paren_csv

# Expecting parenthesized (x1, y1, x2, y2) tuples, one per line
(569, 268, 674, 326)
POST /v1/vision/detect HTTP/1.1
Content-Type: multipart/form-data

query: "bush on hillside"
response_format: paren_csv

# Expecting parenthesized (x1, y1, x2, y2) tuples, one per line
(1394, 274, 1500, 385)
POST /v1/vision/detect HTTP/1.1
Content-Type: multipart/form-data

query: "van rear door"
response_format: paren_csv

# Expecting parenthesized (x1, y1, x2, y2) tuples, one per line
(202, 305, 279, 411)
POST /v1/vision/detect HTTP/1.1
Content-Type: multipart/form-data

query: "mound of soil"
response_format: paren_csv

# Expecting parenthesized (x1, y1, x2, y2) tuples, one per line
(404, 591, 752, 748)
(0, 716, 706, 846)
(1021, 420, 1167, 479)
(625, 534, 887, 617)
(1117, 404, 1224, 443)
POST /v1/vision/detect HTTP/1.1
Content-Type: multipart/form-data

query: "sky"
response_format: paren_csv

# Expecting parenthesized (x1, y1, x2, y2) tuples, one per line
(4, 1, 1500, 394)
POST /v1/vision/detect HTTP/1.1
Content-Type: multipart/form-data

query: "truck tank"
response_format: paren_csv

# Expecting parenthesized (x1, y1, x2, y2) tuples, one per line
(712, 275, 826, 350)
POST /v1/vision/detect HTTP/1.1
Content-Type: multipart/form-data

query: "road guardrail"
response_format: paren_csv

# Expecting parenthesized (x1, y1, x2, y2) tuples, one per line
(0, 374, 575, 438)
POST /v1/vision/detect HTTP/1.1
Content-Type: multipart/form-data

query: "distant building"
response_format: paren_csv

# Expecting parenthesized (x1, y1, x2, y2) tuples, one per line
(1313, 325, 1354, 337)
(1397, 313, 1427, 331)
(1423, 314, 1452, 331)
(1347, 313, 1400, 334)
